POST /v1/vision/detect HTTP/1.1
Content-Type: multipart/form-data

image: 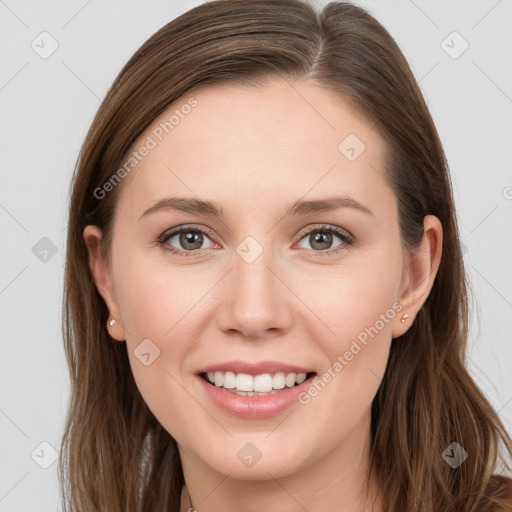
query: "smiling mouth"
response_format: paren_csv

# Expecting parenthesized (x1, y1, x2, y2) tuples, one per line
(199, 371, 317, 396)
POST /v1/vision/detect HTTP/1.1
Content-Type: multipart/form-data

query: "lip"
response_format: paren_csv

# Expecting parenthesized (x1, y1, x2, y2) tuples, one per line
(196, 372, 316, 419)
(196, 359, 314, 376)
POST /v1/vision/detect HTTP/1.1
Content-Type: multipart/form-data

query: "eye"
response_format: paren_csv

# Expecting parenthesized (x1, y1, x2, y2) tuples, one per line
(157, 225, 218, 256)
(295, 224, 354, 256)
(157, 223, 354, 258)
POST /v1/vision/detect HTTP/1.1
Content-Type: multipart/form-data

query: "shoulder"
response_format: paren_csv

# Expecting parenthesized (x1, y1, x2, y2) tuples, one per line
(476, 474, 512, 511)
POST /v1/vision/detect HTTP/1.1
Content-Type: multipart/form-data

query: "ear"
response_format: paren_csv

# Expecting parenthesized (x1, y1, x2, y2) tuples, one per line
(391, 215, 443, 339)
(83, 225, 126, 341)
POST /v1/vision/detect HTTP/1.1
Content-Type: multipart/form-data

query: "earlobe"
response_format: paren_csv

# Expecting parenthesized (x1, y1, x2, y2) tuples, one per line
(83, 225, 126, 341)
(392, 215, 443, 339)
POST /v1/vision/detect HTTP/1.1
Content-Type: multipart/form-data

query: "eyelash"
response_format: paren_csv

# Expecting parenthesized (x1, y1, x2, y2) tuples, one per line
(156, 223, 354, 258)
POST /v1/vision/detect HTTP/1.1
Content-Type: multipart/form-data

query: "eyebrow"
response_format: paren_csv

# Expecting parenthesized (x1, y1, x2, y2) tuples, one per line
(138, 195, 374, 221)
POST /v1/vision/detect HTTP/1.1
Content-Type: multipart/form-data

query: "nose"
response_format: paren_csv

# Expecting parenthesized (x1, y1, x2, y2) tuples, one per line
(215, 246, 294, 340)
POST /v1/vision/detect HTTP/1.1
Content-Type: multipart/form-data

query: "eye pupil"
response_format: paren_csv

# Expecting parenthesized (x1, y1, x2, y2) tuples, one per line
(180, 231, 203, 249)
(311, 231, 332, 250)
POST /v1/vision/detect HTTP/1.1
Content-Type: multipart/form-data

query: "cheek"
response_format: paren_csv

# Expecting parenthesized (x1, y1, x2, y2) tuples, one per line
(113, 246, 208, 339)
(301, 242, 402, 353)
(328, 274, 399, 351)
(296, 246, 401, 419)
(111, 251, 215, 438)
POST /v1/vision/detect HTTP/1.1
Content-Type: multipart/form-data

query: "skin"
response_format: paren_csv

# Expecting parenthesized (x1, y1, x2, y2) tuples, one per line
(84, 78, 442, 512)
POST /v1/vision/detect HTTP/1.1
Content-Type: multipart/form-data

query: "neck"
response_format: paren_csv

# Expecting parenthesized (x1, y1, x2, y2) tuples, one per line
(178, 411, 383, 512)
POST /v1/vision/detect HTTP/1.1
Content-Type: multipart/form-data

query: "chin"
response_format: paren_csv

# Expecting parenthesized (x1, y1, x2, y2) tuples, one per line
(187, 434, 315, 480)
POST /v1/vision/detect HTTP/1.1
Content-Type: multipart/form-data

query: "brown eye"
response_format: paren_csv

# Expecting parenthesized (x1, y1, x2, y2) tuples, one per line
(296, 225, 353, 255)
(308, 231, 335, 251)
(176, 230, 204, 250)
(159, 226, 217, 256)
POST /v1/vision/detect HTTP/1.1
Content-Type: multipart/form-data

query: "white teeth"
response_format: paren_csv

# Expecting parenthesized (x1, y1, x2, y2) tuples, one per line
(296, 373, 307, 384)
(285, 373, 297, 387)
(254, 374, 273, 392)
(272, 372, 285, 389)
(223, 371, 236, 389)
(235, 373, 253, 392)
(214, 371, 224, 387)
(204, 371, 310, 392)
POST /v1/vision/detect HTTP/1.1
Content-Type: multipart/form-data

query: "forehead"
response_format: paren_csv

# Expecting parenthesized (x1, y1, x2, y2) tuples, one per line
(115, 78, 392, 218)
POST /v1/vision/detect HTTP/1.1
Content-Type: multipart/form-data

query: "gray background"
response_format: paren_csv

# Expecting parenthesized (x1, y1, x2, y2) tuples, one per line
(1, 0, 511, 510)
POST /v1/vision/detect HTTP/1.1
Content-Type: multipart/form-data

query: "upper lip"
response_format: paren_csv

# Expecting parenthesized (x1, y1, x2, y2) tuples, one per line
(196, 359, 315, 376)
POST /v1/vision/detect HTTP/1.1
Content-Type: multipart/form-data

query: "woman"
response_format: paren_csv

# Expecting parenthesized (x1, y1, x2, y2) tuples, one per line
(59, 0, 512, 510)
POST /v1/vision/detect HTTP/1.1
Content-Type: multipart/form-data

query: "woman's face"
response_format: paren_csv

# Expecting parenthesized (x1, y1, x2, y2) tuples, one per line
(85, 78, 434, 481)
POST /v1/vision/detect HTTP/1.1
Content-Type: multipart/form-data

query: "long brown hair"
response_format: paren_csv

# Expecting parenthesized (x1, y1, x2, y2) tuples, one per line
(59, 1, 512, 510)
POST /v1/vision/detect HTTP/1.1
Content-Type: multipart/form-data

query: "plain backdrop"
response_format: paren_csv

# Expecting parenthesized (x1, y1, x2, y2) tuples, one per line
(1, 0, 511, 510)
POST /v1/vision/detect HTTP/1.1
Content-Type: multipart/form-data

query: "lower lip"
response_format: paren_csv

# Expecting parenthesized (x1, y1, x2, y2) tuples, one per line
(196, 374, 315, 419)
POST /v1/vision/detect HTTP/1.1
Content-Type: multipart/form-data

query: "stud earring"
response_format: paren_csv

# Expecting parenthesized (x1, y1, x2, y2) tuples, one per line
(108, 318, 116, 327)
(400, 314, 409, 324)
